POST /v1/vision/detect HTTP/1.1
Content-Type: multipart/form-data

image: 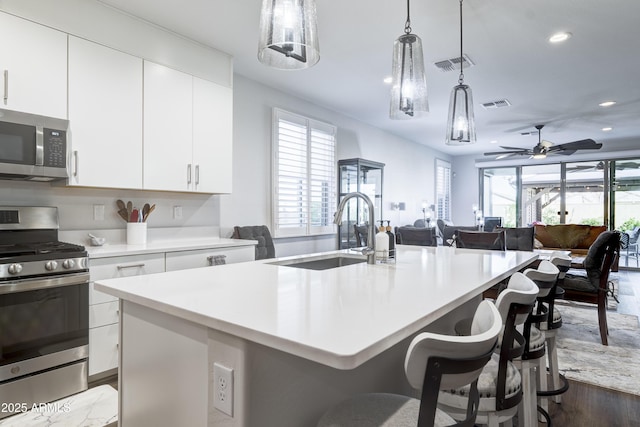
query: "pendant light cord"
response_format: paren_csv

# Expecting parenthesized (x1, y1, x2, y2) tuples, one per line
(458, 0, 464, 84)
(404, 0, 412, 34)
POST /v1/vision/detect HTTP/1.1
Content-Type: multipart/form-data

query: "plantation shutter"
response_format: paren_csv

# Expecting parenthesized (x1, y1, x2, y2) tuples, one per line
(273, 109, 336, 237)
(436, 159, 452, 221)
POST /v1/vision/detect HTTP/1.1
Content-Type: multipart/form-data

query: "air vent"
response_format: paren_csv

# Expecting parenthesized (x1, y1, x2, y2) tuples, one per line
(481, 99, 512, 110)
(434, 54, 475, 72)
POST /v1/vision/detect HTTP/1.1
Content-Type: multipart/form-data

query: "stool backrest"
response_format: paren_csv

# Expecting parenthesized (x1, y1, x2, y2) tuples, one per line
(523, 260, 559, 298)
(404, 300, 501, 390)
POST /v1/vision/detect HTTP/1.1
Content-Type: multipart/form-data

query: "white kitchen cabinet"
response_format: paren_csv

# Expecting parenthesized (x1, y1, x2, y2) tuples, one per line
(0, 12, 67, 119)
(192, 77, 233, 193)
(89, 324, 119, 378)
(67, 36, 143, 189)
(143, 61, 193, 192)
(144, 61, 233, 193)
(88, 253, 165, 378)
(165, 246, 254, 271)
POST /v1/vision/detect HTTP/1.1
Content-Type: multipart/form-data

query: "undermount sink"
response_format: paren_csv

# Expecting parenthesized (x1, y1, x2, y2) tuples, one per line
(270, 254, 367, 271)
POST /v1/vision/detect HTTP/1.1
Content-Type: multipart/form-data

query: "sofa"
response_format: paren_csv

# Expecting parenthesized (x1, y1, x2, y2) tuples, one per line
(534, 224, 617, 270)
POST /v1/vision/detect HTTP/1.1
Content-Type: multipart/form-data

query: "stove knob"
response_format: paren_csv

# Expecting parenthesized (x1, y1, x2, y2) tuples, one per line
(8, 263, 23, 274)
(45, 260, 59, 271)
(62, 259, 76, 269)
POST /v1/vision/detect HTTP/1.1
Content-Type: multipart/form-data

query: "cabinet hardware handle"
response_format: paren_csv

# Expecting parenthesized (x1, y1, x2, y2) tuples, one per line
(3, 70, 7, 104)
(117, 263, 146, 270)
(195, 164, 200, 186)
(187, 164, 192, 184)
(207, 254, 227, 266)
(73, 150, 79, 177)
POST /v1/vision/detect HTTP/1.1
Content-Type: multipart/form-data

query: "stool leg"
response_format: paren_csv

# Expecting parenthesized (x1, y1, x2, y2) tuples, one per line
(536, 356, 549, 422)
(547, 332, 562, 404)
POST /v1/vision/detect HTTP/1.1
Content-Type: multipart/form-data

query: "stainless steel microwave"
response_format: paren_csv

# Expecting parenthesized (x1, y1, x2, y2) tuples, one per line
(0, 108, 69, 181)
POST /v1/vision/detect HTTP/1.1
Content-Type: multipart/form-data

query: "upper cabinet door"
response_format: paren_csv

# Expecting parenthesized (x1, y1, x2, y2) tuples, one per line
(0, 12, 67, 119)
(143, 61, 194, 192)
(68, 37, 143, 189)
(192, 78, 232, 194)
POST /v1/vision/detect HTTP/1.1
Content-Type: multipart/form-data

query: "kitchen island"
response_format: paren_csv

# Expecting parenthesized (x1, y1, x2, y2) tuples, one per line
(95, 245, 537, 427)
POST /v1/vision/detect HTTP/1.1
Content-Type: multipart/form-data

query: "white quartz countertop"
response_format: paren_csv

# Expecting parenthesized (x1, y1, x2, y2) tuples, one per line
(95, 246, 537, 369)
(85, 237, 256, 259)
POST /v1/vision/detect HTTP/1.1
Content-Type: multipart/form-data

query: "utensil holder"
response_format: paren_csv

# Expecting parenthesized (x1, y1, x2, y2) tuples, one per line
(126, 223, 147, 245)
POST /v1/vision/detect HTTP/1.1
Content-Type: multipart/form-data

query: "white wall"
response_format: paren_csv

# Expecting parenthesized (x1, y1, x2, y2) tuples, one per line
(221, 75, 452, 257)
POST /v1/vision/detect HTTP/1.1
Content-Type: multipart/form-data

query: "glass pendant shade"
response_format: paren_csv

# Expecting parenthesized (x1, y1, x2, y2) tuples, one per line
(445, 83, 476, 145)
(389, 33, 428, 119)
(258, 0, 320, 70)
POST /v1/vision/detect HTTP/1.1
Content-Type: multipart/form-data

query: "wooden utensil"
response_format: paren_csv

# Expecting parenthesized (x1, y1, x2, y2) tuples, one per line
(143, 204, 155, 222)
(142, 203, 150, 221)
(117, 199, 126, 211)
(118, 208, 129, 222)
(126, 201, 133, 220)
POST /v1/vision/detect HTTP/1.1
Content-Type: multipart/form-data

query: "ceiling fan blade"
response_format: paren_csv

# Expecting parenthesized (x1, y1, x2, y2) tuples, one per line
(499, 146, 528, 150)
(548, 139, 602, 152)
(484, 150, 529, 156)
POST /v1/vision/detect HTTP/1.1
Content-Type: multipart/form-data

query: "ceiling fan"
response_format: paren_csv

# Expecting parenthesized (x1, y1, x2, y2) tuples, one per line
(484, 124, 603, 159)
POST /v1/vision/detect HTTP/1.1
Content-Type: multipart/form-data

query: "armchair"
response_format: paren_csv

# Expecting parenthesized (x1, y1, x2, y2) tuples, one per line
(561, 231, 620, 345)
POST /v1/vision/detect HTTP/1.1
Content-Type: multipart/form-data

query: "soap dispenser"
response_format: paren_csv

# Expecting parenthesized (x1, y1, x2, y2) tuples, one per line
(385, 220, 396, 261)
(375, 221, 389, 262)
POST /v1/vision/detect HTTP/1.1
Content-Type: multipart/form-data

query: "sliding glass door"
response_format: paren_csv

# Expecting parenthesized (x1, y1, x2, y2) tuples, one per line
(565, 161, 606, 225)
(611, 159, 640, 230)
(521, 164, 561, 225)
(482, 167, 517, 227)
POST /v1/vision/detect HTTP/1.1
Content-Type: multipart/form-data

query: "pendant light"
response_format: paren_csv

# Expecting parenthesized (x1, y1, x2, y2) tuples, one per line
(445, 0, 476, 145)
(257, 0, 320, 70)
(389, 0, 428, 119)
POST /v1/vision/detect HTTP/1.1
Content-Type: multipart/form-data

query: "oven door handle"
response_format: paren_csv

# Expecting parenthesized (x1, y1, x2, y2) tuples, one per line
(0, 271, 90, 295)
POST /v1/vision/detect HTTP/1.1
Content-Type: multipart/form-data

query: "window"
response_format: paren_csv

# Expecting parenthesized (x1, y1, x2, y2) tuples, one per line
(435, 159, 452, 221)
(272, 108, 337, 237)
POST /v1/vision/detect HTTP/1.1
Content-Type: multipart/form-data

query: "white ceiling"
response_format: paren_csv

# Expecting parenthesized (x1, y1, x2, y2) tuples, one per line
(98, 0, 640, 157)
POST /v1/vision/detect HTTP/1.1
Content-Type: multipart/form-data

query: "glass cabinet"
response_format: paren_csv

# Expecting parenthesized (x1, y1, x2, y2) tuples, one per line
(337, 158, 384, 249)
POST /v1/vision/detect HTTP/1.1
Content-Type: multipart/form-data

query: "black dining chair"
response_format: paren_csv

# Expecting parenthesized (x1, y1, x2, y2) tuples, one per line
(496, 226, 535, 251)
(395, 226, 437, 247)
(456, 230, 507, 251)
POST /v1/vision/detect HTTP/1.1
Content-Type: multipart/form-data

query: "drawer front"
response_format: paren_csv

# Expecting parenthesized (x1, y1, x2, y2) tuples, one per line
(90, 253, 165, 304)
(89, 323, 119, 376)
(89, 301, 119, 328)
(165, 246, 254, 272)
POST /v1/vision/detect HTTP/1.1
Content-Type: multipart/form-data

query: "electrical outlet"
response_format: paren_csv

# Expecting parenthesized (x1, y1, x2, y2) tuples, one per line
(213, 362, 233, 416)
(173, 205, 183, 220)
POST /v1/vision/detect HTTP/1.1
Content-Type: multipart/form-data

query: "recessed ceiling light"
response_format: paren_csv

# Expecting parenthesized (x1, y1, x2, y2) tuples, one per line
(383, 76, 392, 84)
(602, 127, 613, 132)
(599, 101, 616, 107)
(549, 32, 572, 43)
(489, 140, 498, 144)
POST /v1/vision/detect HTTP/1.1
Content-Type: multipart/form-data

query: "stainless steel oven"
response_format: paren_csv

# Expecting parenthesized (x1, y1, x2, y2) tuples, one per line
(0, 206, 89, 419)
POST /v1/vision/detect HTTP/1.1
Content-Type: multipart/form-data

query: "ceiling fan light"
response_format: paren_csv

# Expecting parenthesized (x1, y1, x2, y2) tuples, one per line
(532, 153, 547, 159)
(445, 83, 476, 145)
(257, 0, 320, 70)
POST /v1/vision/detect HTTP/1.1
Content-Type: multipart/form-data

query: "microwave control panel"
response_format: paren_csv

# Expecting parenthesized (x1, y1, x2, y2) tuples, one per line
(43, 128, 66, 168)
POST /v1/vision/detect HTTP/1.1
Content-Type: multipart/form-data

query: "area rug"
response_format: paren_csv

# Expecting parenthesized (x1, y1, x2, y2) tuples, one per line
(554, 301, 640, 395)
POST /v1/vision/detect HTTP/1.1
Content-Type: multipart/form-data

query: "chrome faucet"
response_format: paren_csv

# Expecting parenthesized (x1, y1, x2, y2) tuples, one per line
(334, 192, 376, 264)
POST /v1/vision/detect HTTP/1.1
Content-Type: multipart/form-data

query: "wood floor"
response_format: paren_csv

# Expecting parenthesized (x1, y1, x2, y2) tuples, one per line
(90, 270, 640, 427)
